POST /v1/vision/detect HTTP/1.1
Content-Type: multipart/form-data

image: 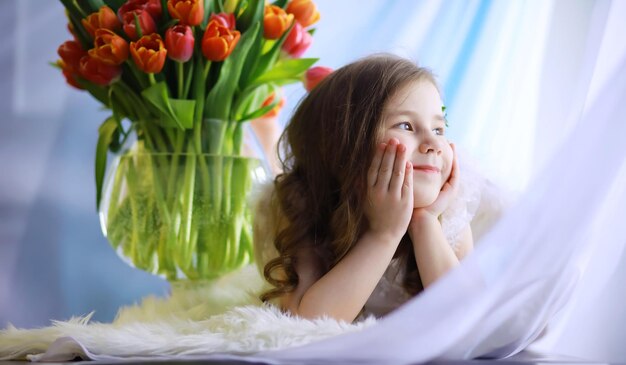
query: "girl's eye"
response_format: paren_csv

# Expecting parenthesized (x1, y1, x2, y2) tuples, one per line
(395, 122, 413, 131)
(433, 127, 445, 136)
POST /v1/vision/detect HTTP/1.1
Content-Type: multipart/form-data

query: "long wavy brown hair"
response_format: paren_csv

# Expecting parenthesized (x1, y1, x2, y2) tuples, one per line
(261, 54, 439, 303)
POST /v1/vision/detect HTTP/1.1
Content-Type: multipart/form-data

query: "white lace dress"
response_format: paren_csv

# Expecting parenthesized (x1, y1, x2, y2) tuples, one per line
(252, 156, 499, 319)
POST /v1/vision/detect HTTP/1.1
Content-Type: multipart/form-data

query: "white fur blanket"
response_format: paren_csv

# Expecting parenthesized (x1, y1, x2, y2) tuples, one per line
(0, 266, 375, 362)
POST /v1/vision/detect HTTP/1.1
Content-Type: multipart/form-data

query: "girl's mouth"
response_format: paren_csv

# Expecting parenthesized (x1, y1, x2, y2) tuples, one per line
(413, 165, 440, 173)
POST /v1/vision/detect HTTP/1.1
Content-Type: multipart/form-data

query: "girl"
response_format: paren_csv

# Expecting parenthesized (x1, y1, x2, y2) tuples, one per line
(254, 54, 475, 323)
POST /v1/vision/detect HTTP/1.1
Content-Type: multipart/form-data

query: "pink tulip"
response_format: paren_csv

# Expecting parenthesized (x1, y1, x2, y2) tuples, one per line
(165, 25, 194, 62)
(282, 22, 312, 58)
(210, 12, 236, 30)
(304, 66, 333, 92)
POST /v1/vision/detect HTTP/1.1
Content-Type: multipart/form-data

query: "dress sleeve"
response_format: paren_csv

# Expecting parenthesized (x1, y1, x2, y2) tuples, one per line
(251, 181, 281, 277)
(440, 151, 509, 248)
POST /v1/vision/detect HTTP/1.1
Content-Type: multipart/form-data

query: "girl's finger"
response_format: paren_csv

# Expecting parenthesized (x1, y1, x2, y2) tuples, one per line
(368, 142, 386, 187)
(448, 143, 459, 189)
(377, 138, 397, 189)
(401, 160, 413, 200)
(389, 143, 407, 195)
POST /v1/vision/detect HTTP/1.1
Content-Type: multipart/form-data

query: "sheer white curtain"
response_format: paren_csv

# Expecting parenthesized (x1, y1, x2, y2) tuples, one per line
(261, 0, 626, 362)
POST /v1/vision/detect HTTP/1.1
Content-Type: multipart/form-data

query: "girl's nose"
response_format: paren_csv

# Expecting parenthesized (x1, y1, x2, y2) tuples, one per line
(418, 135, 442, 155)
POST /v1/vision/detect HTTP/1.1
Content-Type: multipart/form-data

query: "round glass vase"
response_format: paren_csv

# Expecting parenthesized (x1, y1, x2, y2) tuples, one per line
(99, 148, 269, 281)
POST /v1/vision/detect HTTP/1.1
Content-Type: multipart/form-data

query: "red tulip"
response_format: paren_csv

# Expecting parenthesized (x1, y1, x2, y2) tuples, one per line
(89, 29, 129, 66)
(58, 40, 87, 73)
(81, 6, 121, 37)
(201, 19, 240, 61)
(304, 66, 333, 92)
(165, 25, 194, 62)
(130, 33, 167, 73)
(117, 0, 162, 20)
(79, 55, 122, 85)
(58, 60, 83, 90)
(122, 9, 157, 40)
(167, 0, 204, 26)
(209, 12, 236, 30)
(286, 0, 320, 28)
(260, 92, 285, 118)
(282, 22, 312, 58)
(263, 5, 293, 40)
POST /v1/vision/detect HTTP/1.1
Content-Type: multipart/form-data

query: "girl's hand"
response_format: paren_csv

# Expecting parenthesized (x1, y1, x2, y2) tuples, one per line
(364, 138, 414, 243)
(411, 143, 459, 225)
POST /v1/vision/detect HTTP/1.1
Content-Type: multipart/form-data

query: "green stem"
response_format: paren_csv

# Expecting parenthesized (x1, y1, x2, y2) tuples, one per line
(203, 60, 212, 80)
(183, 58, 194, 100)
(125, 159, 142, 267)
(177, 61, 184, 98)
(178, 143, 197, 276)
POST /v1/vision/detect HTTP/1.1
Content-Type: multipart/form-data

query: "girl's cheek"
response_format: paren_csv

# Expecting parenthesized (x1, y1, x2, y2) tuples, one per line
(441, 161, 453, 183)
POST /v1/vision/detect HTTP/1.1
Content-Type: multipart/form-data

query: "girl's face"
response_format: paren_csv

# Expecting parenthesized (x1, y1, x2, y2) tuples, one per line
(381, 80, 453, 207)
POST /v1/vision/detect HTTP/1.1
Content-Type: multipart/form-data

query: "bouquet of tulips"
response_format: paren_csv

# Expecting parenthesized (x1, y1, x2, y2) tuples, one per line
(55, 0, 323, 280)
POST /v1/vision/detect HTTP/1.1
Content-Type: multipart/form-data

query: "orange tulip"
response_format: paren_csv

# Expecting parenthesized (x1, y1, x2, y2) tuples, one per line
(260, 92, 285, 118)
(81, 6, 121, 37)
(165, 25, 194, 62)
(304, 66, 333, 92)
(130, 33, 167, 73)
(167, 0, 204, 26)
(58, 40, 87, 73)
(117, 0, 162, 20)
(263, 5, 293, 40)
(286, 0, 320, 28)
(89, 29, 129, 66)
(201, 19, 240, 61)
(79, 55, 122, 85)
(122, 9, 157, 40)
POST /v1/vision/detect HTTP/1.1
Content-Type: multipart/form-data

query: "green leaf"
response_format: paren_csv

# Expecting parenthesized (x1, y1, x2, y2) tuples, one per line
(237, 0, 263, 33)
(204, 21, 260, 120)
(213, 0, 224, 13)
(160, 0, 170, 23)
(112, 82, 151, 121)
(252, 58, 318, 85)
(238, 21, 263, 89)
(237, 84, 281, 122)
(202, 0, 214, 26)
(59, 0, 92, 49)
(83, 0, 106, 13)
(141, 81, 187, 129)
(103, 0, 126, 12)
(248, 21, 294, 82)
(95, 116, 118, 210)
(79, 80, 111, 107)
(271, 0, 288, 8)
(233, 83, 271, 120)
(109, 86, 126, 121)
(273, 77, 306, 86)
(170, 99, 196, 129)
